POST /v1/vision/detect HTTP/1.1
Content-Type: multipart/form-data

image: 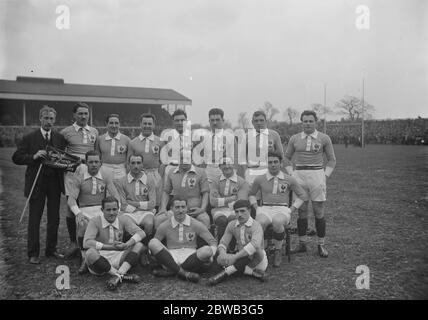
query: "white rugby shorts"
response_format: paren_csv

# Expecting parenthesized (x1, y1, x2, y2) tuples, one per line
(81, 205, 103, 220)
(87, 250, 125, 275)
(169, 248, 196, 266)
(293, 169, 326, 201)
(212, 207, 236, 221)
(256, 206, 291, 224)
(101, 163, 126, 180)
(124, 210, 154, 225)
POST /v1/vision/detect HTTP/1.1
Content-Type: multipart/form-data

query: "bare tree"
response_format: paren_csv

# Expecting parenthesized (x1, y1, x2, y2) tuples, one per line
(260, 101, 279, 122)
(237, 112, 250, 128)
(283, 107, 300, 124)
(311, 103, 333, 120)
(335, 95, 375, 121)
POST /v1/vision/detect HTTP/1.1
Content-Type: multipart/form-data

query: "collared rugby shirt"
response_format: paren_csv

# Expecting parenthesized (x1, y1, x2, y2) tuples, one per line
(154, 214, 217, 250)
(61, 123, 99, 158)
(96, 132, 130, 165)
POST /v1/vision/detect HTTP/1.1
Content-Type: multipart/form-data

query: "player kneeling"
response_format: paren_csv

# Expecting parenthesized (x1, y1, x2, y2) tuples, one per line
(83, 196, 145, 291)
(208, 200, 267, 285)
(148, 197, 217, 283)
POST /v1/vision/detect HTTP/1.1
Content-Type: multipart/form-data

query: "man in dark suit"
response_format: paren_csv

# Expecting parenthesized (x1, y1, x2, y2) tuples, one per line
(12, 105, 67, 264)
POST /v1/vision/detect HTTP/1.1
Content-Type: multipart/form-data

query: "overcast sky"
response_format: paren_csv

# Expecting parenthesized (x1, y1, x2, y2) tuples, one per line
(0, 0, 427, 125)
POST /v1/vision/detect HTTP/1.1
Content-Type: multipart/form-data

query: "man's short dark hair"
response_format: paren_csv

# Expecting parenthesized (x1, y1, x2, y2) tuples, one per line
(102, 196, 119, 209)
(300, 110, 318, 121)
(73, 102, 90, 113)
(105, 113, 120, 124)
(140, 113, 156, 123)
(233, 199, 251, 210)
(172, 109, 187, 120)
(209, 108, 224, 119)
(268, 150, 283, 162)
(171, 197, 187, 206)
(85, 150, 101, 162)
(129, 154, 143, 163)
(252, 110, 267, 120)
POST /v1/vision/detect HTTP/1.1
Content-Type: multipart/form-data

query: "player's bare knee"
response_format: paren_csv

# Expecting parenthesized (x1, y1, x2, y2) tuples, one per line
(272, 218, 285, 233)
(148, 238, 163, 254)
(197, 213, 210, 228)
(196, 246, 213, 260)
(85, 248, 100, 265)
(143, 218, 154, 235)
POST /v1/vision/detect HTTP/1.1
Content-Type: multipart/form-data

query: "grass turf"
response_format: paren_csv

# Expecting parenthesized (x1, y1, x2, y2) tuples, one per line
(0, 144, 427, 299)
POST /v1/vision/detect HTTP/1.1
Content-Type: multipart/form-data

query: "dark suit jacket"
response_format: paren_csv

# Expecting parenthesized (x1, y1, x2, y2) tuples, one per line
(12, 128, 67, 198)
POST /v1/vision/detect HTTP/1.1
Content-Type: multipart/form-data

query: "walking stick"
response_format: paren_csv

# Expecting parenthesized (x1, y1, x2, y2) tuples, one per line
(19, 163, 43, 223)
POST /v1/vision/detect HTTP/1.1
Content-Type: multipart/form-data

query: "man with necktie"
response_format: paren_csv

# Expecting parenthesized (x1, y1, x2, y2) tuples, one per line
(284, 110, 336, 258)
(12, 105, 67, 264)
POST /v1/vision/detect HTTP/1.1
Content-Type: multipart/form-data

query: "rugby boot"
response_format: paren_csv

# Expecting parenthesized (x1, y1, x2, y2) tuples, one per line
(78, 259, 89, 275)
(106, 275, 122, 291)
(139, 251, 150, 267)
(64, 246, 80, 260)
(307, 228, 317, 236)
(121, 274, 141, 284)
(273, 249, 282, 268)
(177, 267, 200, 283)
(251, 269, 266, 282)
(290, 242, 307, 254)
(152, 268, 176, 277)
(208, 270, 228, 286)
(29, 257, 41, 264)
(318, 244, 329, 258)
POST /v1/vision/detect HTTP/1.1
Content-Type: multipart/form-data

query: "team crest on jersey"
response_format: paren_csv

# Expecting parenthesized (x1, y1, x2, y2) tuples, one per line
(279, 183, 288, 193)
(98, 182, 106, 193)
(312, 142, 321, 153)
(142, 187, 148, 195)
(117, 145, 127, 154)
(115, 230, 123, 242)
(88, 134, 96, 143)
(185, 232, 195, 242)
(268, 140, 274, 151)
(232, 187, 238, 194)
(152, 145, 160, 154)
(245, 232, 252, 243)
(188, 177, 196, 188)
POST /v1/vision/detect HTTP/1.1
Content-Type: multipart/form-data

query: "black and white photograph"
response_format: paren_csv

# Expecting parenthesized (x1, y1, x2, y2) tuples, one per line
(0, 0, 427, 304)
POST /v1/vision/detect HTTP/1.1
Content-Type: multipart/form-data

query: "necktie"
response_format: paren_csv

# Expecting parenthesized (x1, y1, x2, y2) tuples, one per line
(224, 178, 230, 196)
(272, 177, 279, 195)
(305, 135, 312, 151)
(135, 178, 140, 196)
(240, 225, 246, 245)
(91, 177, 97, 195)
(108, 224, 115, 243)
(45, 132, 50, 146)
(110, 137, 116, 156)
(211, 134, 216, 164)
(178, 223, 184, 242)
(81, 127, 88, 144)
(144, 137, 150, 153)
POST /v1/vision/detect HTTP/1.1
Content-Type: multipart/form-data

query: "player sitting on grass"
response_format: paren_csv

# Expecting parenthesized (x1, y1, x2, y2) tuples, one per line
(208, 200, 267, 285)
(83, 196, 145, 291)
(148, 197, 217, 283)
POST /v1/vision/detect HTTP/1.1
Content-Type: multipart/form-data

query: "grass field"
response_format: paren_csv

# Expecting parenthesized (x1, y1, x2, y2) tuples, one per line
(1, 145, 428, 300)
